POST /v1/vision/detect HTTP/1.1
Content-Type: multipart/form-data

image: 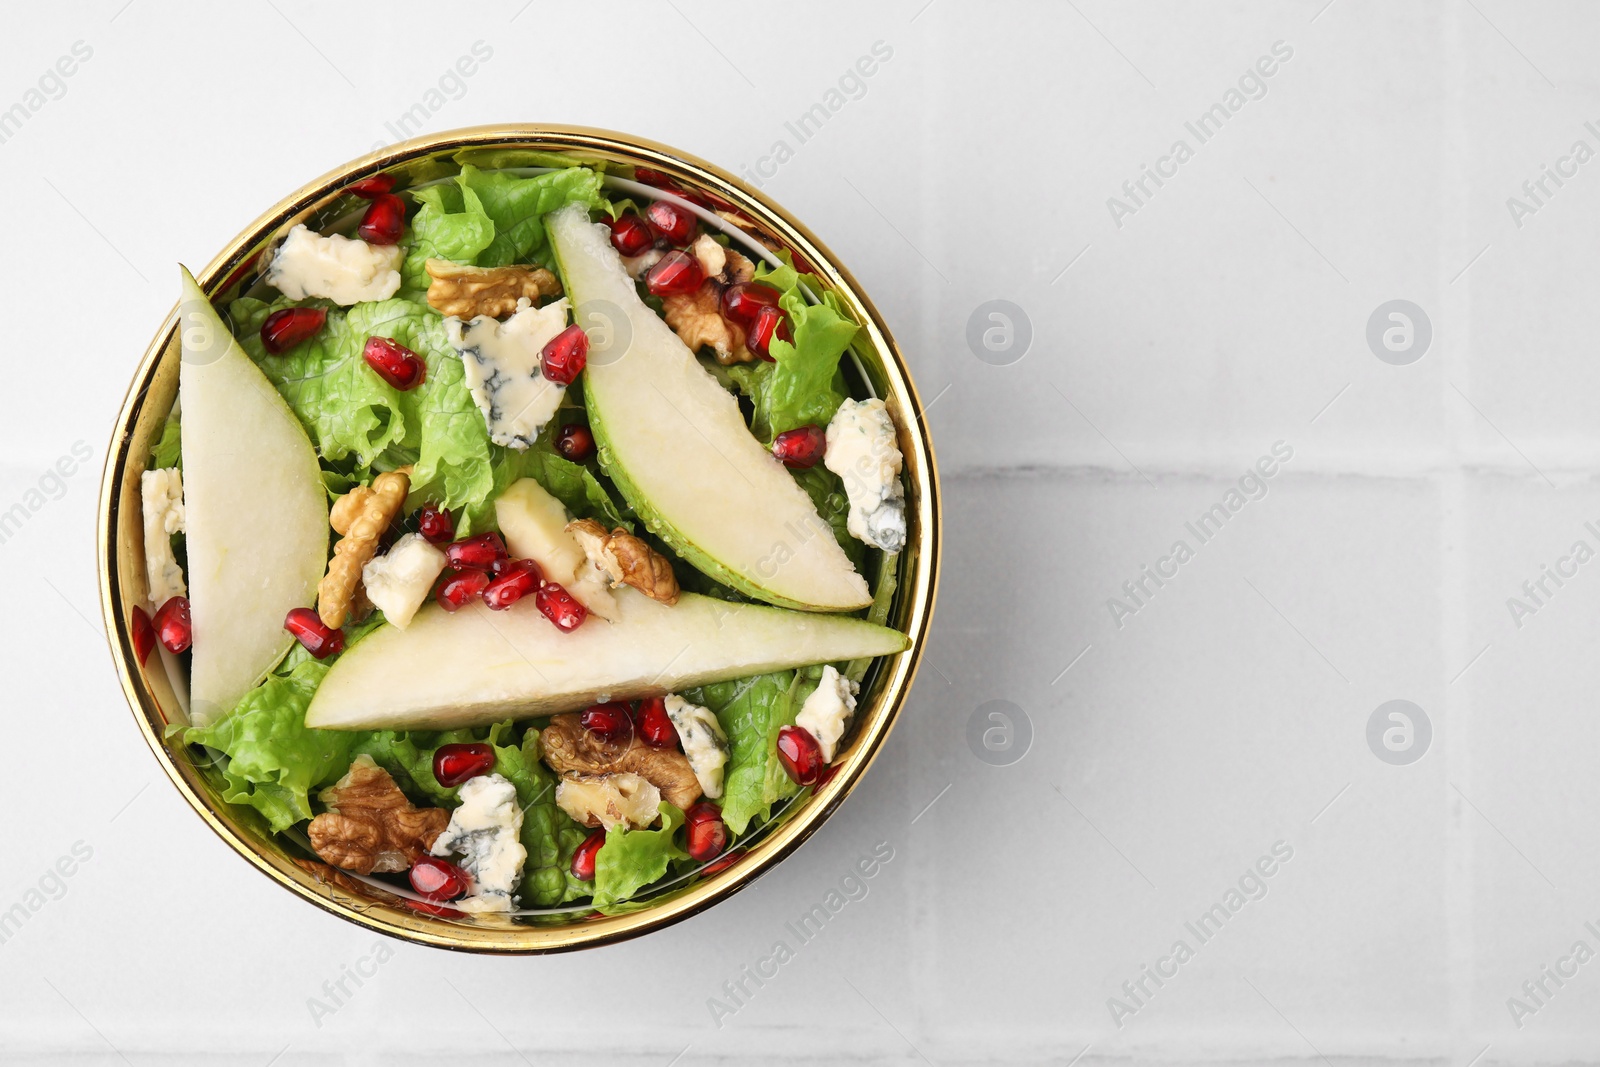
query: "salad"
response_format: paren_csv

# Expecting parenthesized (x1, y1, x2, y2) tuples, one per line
(131, 159, 911, 917)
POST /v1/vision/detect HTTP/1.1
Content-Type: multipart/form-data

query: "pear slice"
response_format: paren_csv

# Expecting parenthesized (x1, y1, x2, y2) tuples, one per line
(494, 477, 617, 620)
(303, 589, 907, 731)
(545, 203, 871, 613)
(176, 267, 329, 725)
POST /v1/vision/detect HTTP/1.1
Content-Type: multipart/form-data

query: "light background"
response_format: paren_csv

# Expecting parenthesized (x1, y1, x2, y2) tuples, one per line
(1, 1, 1597, 1063)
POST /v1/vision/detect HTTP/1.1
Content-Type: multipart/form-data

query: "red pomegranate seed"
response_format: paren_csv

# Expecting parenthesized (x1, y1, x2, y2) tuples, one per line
(363, 336, 425, 390)
(554, 423, 595, 462)
(405, 899, 464, 918)
(776, 725, 825, 786)
(416, 503, 454, 545)
(720, 282, 781, 328)
(483, 559, 541, 610)
(433, 743, 496, 787)
(357, 192, 406, 245)
(348, 173, 395, 199)
(771, 424, 827, 469)
(152, 596, 192, 654)
(571, 830, 606, 881)
(746, 304, 791, 361)
(646, 200, 696, 246)
(636, 697, 677, 748)
(536, 582, 589, 633)
(634, 167, 677, 190)
(436, 568, 491, 611)
(445, 532, 506, 571)
(260, 307, 327, 355)
(815, 761, 842, 788)
(130, 605, 155, 666)
(541, 324, 588, 385)
(580, 701, 632, 741)
(283, 607, 345, 659)
(644, 250, 704, 296)
(409, 856, 471, 901)
(606, 212, 655, 257)
(702, 848, 744, 877)
(685, 802, 729, 863)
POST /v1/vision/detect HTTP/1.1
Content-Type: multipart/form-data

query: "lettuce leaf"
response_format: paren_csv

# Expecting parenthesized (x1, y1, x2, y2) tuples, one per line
(150, 414, 181, 470)
(400, 183, 495, 293)
(184, 657, 355, 833)
(737, 261, 860, 441)
(457, 164, 608, 269)
(593, 803, 686, 911)
(685, 673, 799, 834)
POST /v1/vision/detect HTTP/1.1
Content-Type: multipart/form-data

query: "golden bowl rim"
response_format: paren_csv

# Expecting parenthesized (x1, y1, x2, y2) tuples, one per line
(96, 123, 941, 953)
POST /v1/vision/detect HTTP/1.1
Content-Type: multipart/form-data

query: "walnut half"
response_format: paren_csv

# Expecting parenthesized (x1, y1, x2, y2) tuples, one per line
(662, 243, 759, 365)
(566, 519, 679, 605)
(540, 713, 702, 811)
(307, 756, 450, 874)
(424, 259, 562, 319)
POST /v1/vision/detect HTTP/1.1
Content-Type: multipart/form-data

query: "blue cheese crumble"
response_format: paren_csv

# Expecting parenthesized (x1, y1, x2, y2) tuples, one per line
(140, 467, 186, 608)
(431, 773, 526, 913)
(794, 665, 859, 762)
(665, 694, 730, 799)
(444, 298, 570, 449)
(824, 398, 906, 552)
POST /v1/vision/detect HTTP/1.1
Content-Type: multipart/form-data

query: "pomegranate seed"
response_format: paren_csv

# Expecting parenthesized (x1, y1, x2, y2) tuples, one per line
(634, 167, 677, 190)
(580, 701, 632, 742)
(702, 848, 744, 877)
(348, 173, 395, 199)
(816, 761, 843, 788)
(436, 568, 491, 611)
(363, 336, 425, 390)
(405, 899, 464, 918)
(554, 423, 595, 462)
(746, 304, 792, 361)
(606, 212, 655, 257)
(636, 697, 677, 748)
(776, 725, 825, 786)
(260, 307, 327, 355)
(646, 200, 696, 246)
(571, 830, 606, 881)
(645, 250, 704, 296)
(130, 605, 156, 666)
(685, 802, 729, 863)
(541, 324, 588, 385)
(720, 282, 781, 328)
(433, 743, 496, 787)
(409, 856, 471, 901)
(358, 192, 406, 245)
(152, 596, 191, 654)
(445, 532, 506, 571)
(772, 424, 827, 469)
(283, 607, 345, 659)
(483, 559, 541, 610)
(416, 503, 454, 545)
(535, 582, 588, 632)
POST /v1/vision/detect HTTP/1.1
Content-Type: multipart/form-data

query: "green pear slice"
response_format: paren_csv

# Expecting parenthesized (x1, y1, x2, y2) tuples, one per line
(545, 203, 871, 612)
(303, 590, 907, 731)
(177, 267, 329, 725)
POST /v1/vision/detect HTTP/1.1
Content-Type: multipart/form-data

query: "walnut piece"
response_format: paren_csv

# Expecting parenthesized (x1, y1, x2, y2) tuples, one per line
(307, 756, 450, 874)
(541, 713, 701, 810)
(424, 259, 562, 319)
(556, 772, 663, 831)
(318, 469, 409, 629)
(565, 519, 679, 605)
(662, 245, 759, 364)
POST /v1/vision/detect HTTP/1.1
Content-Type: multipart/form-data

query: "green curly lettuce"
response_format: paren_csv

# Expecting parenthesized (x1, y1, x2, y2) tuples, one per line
(593, 803, 687, 912)
(684, 673, 800, 834)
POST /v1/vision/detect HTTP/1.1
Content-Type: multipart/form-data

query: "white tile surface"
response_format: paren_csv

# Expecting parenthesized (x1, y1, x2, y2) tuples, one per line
(7, 0, 1600, 1063)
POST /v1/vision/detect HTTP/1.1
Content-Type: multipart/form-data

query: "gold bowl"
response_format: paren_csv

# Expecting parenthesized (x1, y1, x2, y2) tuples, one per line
(97, 125, 939, 952)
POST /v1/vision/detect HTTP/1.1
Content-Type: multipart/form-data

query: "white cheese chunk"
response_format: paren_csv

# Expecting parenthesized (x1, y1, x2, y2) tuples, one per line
(431, 773, 526, 913)
(264, 224, 403, 306)
(824, 397, 906, 552)
(665, 695, 730, 799)
(445, 298, 570, 450)
(140, 467, 186, 608)
(361, 533, 447, 629)
(794, 665, 859, 762)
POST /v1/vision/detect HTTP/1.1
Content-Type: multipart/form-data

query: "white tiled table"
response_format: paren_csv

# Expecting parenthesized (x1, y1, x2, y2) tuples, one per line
(5, 1, 1600, 1063)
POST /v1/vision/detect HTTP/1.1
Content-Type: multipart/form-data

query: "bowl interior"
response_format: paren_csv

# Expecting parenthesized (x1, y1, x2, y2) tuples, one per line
(100, 126, 938, 952)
